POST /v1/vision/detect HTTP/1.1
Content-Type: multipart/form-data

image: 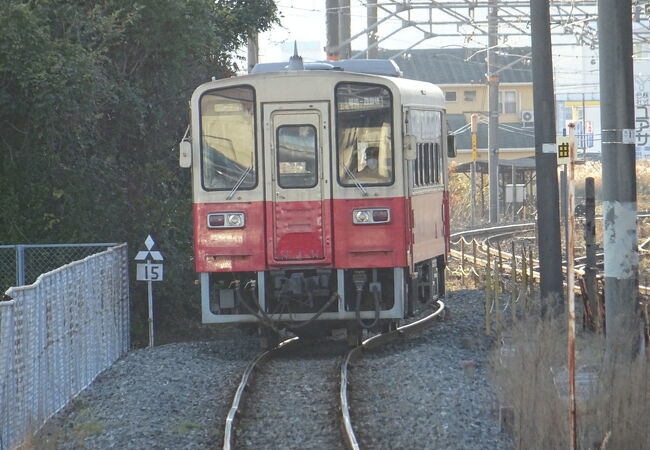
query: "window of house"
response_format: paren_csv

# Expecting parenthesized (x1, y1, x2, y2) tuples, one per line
(498, 90, 518, 114)
(464, 90, 477, 102)
(445, 91, 457, 102)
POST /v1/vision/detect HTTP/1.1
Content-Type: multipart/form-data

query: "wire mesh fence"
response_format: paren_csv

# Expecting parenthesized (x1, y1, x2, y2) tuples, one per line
(0, 243, 118, 291)
(0, 244, 129, 450)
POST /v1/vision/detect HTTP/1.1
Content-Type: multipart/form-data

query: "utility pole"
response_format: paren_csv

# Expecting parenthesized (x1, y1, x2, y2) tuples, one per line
(247, 34, 258, 73)
(584, 177, 598, 329)
(487, 0, 499, 223)
(338, 0, 351, 59)
(599, 0, 640, 359)
(366, 0, 378, 59)
(471, 113, 479, 226)
(530, 0, 564, 309)
(326, 0, 340, 60)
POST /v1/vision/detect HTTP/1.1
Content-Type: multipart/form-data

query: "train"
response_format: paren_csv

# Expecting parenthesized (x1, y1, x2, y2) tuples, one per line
(179, 51, 455, 345)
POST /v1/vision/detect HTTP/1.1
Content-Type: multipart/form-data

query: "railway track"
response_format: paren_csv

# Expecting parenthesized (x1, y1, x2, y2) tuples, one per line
(222, 301, 445, 450)
(449, 220, 650, 295)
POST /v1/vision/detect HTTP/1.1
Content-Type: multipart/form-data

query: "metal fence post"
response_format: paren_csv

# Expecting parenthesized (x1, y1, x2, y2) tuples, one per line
(461, 239, 466, 287)
(16, 245, 25, 286)
(494, 258, 501, 333)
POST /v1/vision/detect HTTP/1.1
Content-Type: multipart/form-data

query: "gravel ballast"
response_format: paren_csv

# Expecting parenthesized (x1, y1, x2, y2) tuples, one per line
(35, 330, 261, 449)
(34, 289, 510, 449)
(350, 289, 511, 449)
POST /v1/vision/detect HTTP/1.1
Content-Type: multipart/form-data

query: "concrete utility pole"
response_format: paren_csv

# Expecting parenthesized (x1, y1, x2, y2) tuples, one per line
(366, 0, 379, 59)
(338, 0, 352, 59)
(487, 0, 499, 223)
(530, 0, 564, 309)
(598, 0, 640, 358)
(471, 113, 479, 226)
(584, 177, 598, 329)
(247, 34, 258, 73)
(326, 0, 340, 60)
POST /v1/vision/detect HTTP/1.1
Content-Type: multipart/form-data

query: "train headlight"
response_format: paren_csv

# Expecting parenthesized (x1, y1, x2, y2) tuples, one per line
(353, 210, 371, 223)
(227, 214, 243, 227)
(207, 212, 245, 228)
(353, 208, 390, 224)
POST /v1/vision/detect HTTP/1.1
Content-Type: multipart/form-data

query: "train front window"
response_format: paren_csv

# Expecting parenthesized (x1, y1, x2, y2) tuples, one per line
(276, 125, 318, 189)
(200, 86, 256, 191)
(336, 83, 393, 186)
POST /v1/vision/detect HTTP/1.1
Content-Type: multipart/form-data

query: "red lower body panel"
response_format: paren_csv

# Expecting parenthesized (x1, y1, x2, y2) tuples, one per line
(193, 202, 266, 272)
(194, 194, 446, 273)
(265, 200, 332, 265)
(331, 197, 408, 269)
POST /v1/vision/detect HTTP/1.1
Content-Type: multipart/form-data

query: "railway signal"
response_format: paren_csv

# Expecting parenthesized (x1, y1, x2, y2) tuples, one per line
(135, 235, 164, 347)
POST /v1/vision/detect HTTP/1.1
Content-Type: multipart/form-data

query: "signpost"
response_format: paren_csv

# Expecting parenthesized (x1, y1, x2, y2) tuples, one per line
(135, 235, 164, 347)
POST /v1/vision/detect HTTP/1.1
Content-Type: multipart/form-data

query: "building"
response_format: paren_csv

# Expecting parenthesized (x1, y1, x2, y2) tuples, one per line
(383, 48, 535, 164)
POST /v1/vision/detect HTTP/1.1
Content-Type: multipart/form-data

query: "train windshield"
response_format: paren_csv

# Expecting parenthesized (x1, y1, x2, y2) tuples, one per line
(336, 83, 393, 186)
(200, 86, 256, 191)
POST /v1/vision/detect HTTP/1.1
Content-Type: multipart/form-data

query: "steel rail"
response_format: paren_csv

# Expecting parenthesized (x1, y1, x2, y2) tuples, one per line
(222, 337, 299, 450)
(340, 300, 446, 450)
(450, 222, 535, 242)
(450, 223, 650, 295)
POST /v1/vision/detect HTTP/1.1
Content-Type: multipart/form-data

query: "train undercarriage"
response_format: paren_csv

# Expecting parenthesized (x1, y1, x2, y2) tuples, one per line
(201, 256, 445, 345)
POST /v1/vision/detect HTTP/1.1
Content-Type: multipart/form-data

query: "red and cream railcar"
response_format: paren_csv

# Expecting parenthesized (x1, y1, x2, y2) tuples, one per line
(179, 59, 454, 337)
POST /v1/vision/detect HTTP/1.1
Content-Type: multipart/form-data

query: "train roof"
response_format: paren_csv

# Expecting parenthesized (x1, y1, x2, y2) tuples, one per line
(200, 61, 445, 109)
(251, 59, 403, 77)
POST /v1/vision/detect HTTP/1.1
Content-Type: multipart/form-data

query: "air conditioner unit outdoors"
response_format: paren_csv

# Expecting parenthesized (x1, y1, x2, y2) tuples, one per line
(521, 110, 534, 123)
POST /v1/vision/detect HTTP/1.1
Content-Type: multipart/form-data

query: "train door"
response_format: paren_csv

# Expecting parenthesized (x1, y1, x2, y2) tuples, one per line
(263, 102, 332, 264)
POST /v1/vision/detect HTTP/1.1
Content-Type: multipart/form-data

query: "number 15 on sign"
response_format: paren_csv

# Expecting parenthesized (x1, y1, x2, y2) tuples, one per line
(137, 262, 164, 281)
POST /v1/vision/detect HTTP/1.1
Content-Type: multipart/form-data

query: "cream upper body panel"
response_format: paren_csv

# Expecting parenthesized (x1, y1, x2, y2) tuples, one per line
(190, 70, 445, 203)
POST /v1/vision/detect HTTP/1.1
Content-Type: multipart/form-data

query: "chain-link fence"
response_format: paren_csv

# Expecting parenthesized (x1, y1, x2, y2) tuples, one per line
(0, 244, 129, 450)
(0, 243, 118, 292)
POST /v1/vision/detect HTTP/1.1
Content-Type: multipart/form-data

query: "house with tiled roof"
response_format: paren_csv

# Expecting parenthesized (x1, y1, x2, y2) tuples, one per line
(380, 48, 535, 164)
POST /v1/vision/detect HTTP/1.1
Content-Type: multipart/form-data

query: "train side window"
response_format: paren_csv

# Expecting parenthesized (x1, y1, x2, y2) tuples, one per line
(276, 125, 318, 189)
(431, 142, 442, 184)
(409, 109, 443, 188)
(424, 143, 432, 185)
(419, 143, 425, 185)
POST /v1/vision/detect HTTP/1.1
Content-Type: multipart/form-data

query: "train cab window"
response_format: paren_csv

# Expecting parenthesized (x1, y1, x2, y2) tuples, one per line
(409, 109, 443, 188)
(200, 86, 256, 191)
(276, 125, 318, 188)
(336, 83, 393, 186)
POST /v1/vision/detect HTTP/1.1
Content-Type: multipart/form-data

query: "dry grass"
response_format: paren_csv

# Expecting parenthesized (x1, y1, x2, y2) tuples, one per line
(448, 160, 650, 232)
(492, 301, 650, 450)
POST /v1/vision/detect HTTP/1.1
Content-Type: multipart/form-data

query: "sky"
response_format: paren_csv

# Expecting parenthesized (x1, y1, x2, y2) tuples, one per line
(249, 1, 650, 94)
(251, 0, 602, 88)
(255, 0, 509, 63)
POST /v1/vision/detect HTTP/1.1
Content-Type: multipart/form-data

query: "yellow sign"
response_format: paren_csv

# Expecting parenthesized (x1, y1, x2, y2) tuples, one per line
(471, 133, 478, 161)
(556, 136, 575, 165)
